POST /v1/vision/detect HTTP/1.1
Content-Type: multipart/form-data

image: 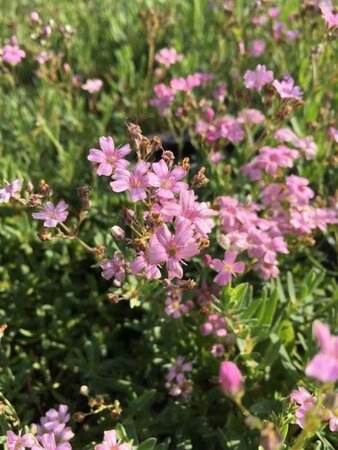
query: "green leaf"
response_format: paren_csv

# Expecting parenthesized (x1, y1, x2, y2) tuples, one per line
(138, 438, 157, 450)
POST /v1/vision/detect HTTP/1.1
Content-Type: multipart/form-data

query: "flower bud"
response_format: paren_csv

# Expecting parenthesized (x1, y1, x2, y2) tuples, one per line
(111, 225, 125, 240)
(219, 361, 243, 399)
(80, 385, 89, 396)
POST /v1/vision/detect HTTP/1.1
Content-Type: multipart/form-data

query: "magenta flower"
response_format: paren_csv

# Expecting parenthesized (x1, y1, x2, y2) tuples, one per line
(88, 136, 131, 176)
(148, 218, 199, 279)
(6, 431, 35, 450)
(148, 159, 187, 199)
(100, 252, 125, 283)
(290, 387, 316, 428)
(219, 361, 243, 399)
(95, 430, 131, 450)
(111, 160, 150, 202)
(81, 79, 103, 93)
(1, 43, 26, 65)
(32, 201, 69, 228)
(305, 321, 338, 383)
(243, 64, 274, 92)
(273, 76, 303, 100)
(155, 47, 183, 67)
(0, 178, 22, 203)
(209, 252, 245, 286)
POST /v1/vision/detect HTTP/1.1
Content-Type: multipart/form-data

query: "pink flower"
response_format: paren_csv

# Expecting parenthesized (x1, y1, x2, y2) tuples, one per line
(211, 344, 225, 358)
(30, 11, 41, 23)
(219, 361, 243, 398)
(273, 76, 303, 100)
(275, 128, 317, 160)
(81, 79, 103, 93)
(1, 43, 26, 65)
(238, 108, 265, 125)
(165, 295, 191, 319)
(305, 321, 338, 383)
(319, 1, 338, 28)
(130, 250, 161, 280)
(262, 183, 285, 207)
(33, 433, 71, 450)
(88, 136, 130, 176)
(209, 251, 245, 286)
(0, 178, 22, 203)
(162, 190, 215, 235)
(100, 252, 125, 283)
(165, 356, 192, 385)
(6, 431, 35, 450)
(329, 412, 338, 432)
(249, 39, 266, 57)
(148, 218, 199, 279)
(95, 430, 131, 450)
(32, 201, 69, 228)
(285, 175, 314, 206)
(155, 48, 183, 67)
(328, 126, 338, 143)
(36, 51, 52, 65)
(149, 83, 175, 116)
(244, 65, 274, 92)
(111, 160, 150, 202)
(148, 160, 187, 199)
(290, 387, 316, 428)
(200, 313, 227, 338)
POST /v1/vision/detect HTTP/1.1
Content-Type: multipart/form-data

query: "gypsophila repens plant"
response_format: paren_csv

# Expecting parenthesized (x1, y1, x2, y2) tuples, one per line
(0, 1, 338, 449)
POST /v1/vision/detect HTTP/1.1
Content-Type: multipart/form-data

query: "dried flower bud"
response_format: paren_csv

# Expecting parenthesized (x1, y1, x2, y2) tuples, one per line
(127, 122, 143, 148)
(260, 422, 283, 450)
(26, 181, 34, 193)
(73, 412, 86, 423)
(122, 207, 135, 224)
(93, 245, 106, 258)
(38, 179, 53, 197)
(38, 228, 52, 241)
(149, 136, 162, 154)
(162, 150, 175, 166)
(192, 167, 209, 187)
(181, 157, 190, 172)
(110, 400, 123, 419)
(111, 225, 125, 240)
(107, 293, 121, 304)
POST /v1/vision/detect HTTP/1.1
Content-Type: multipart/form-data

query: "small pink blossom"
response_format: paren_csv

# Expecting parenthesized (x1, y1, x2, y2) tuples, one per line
(305, 321, 338, 383)
(290, 387, 316, 428)
(130, 249, 161, 280)
(32, 201, 69, 228)
(273, 76, 303, 100)
(244, 65, 274, 92)
(200, 313, 227, 338)
(0, 178, 22, 203)
(219, 361, 243, 398)
(81, 79, 103, 93)
(209, 251, 245, 286)
(111, 160, 150, 202)
(88, 136, 130, 176)
(148, 217, 199, 279)
(1, 43, 26, 65)
(33, 433, 71, 450)
(36, 51, 52, 64)
(95, 430, 131, 450)
(329, 412, 338, 432)
(249, 39, 266, 57)
(328, 126, 338, 143)
(285, 175, 314, 206)
(100, 252, 126, 283)
(165, 356, 192, 385)
(155, 47, 183, 67)
(319, 1, 338, 28)
(148, 160, 187, 199)
(6, 431, 35, 450)
(165, 295, 192, 319)
(211, 344, 225, 358)
(149, 83, 175, 116)
(238, 108, 265, 125)
(30, 11, 41, 23)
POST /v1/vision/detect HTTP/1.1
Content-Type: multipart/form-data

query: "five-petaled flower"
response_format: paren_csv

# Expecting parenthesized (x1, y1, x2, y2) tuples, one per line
(32, 201, 69, 228)
(209, 251, 245, 285)
(88, 136, 131, 176)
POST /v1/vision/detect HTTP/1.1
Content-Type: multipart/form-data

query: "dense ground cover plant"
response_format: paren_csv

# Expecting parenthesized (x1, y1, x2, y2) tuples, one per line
(0, 0, 337, 449)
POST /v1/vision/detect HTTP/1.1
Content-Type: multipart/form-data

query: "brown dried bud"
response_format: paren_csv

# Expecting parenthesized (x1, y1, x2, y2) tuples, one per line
(73, 412, 86, 423)
(122, 207, 135, 225)
(107, 293, 121, 304)
(27, 194, 43, 207)
(127, 122, 143, 149)
(38, 179, 53, 197)
(138, 137, 151, 159)
(110, 400, 123, 419)
(26, 181, 34, 193)
(223, 164, 232, 176)
(149, 136, 162, 154)
(181, 157, 190, 172)
(198, 237, 210, 250)
(192, 167, 209, 187)
(0, 323, 7, 339)
(38, 228, 52, 241)
(0, 401, 5, 415)
(162, 150, 175, 165)
(77, 186, 91, 199)
(177, 279, 196, 290)
(93, 245, 106, 258)
(260, 422, 283, 450)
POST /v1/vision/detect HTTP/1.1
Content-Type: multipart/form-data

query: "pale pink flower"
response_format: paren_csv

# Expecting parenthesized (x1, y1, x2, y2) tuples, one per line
(111, 160, 150, 202)
(290, 387, 316, 428)
(81, 79, 103, 93)
(6, 431, 35, 450)
(285, 175, 314, 206)
(219, 361, 243, 398)
(149, 83, 175, 116)
(155, 47, 183, 67)
(33, 433, 71, 450)
(148, 217, 199, 279)
(1, 43, 26, 65)
(95, 430, 131, 450)
(30, 11, 41, 23)
(244, 65, 274, 92)
(165, 296, 191, 319)
(319, 1, 338, 28)
(305, 321, 338, 383)
(165, 356, 192, 385)
(262, 183, 285, 207)
(100, 253, 125, 283)
(238, 108, 265, 125)
(213, 82, 227, 102)
(200, 313, 227, 337)
(329, 412, 338, 432)
(211, 344, 225, 358)
(148, 160, 187, 199)
(0, 178, 22, 203)
(88, 136, 130, 176)
(130, 250, 161, 280)
(328, 126, 338, 143)
(273, 76, 303, 100)
(36, 51, 52, 64)
(209, 251, 245, 286)
(249, 39, 266, 57)
(32, 201, 69, 227)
